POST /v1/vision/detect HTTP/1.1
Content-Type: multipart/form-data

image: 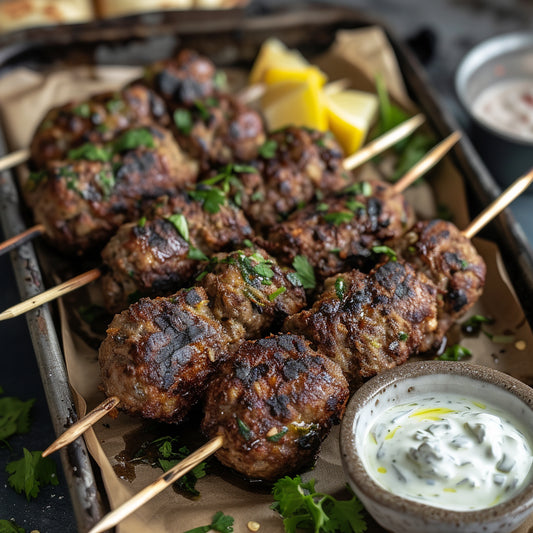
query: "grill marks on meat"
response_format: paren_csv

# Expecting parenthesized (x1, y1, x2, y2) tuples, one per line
(197, 247, 306, 343)
(31, 126, 198, 254)
(397, 219, 486, 343)
(99, 287, 230, 423)
(201, 333, 349, 481)
(30, 84, 169, 169)
(284, 260, 439, 389)
(262, 180, 416, 279)
(172, 94, 266, 172)
(237, 127, 347, 229)
(101, 193, 253, 313)
(142, 49, 219, 107)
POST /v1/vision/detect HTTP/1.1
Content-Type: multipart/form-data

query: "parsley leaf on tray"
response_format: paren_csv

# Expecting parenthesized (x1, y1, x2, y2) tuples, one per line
(271, 475, 367, 533)
(0, 519, 26, 533)
(6, 449, 58, 500)
(182, 511, 234, 533)
(0, 388, 35, 444)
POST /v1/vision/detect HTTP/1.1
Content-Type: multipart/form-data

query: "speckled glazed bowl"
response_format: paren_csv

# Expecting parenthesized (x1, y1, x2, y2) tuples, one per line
(340, 361, 533, 533)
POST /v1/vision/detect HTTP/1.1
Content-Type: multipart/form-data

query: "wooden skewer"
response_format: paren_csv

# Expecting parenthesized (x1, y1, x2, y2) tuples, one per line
(343, 113, 425, 171)
(462, 168, 533, 239)
(0, 224, 45, 256)
(0, 147, 30, 173)
(0, 267, 101, 322)
(42, 396, 120, 458)
(390, 131, 462, 196)
(88, 435, 224, 533)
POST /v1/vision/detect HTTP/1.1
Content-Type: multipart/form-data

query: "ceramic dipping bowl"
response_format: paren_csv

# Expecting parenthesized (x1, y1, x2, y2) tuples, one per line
(340, 361, 533, 533)
(455, 32, 533, 189)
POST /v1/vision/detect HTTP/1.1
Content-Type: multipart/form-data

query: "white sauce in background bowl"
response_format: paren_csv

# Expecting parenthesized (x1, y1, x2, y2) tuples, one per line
(363, 394, 533, 511)
(472, 78, 533, 142)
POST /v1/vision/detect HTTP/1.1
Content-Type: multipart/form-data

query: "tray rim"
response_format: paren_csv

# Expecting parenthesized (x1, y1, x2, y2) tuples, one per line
(1, 4, 533, 531)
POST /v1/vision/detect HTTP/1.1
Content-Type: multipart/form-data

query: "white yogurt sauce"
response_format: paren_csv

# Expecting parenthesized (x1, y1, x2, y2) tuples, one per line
(472, 78, 533, 142)
(363, 394, 533, 510)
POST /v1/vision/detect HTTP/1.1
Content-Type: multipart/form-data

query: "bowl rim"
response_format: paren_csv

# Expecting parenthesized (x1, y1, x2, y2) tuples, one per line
(455, 31, 533, 147)
(340, 360, 533, 524)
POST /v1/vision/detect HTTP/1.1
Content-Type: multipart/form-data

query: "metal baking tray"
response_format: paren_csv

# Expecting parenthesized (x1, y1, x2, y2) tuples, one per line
(1, 4, 533, 531)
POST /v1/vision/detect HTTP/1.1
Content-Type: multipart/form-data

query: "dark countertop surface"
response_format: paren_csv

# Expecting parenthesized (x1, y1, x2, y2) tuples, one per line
(0, 1, 532, 531)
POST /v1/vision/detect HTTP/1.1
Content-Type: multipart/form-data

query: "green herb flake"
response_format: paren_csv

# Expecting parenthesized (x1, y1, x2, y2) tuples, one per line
(113, 128, 155, 152)
(243, 239, 254, 248)
(67, 143, 113, 162)
(335, 277, 345, 300)
(267, 427, 288, 442)
(174, 109, 193, 135)
(6, 449, 58, 501)
(166, 213, 189, 242)
(437, 344, 472, 361)
(183, 511, 234, 533)
(316, 202, 329, 213)
(187, 247, 209, 262)
(399, 331, 408, 341)
(268, 286, 287, 302)
(461, 314, 493, 335)
(72, 103, 91, 118)
(291, 255, 316, 290)
(258, 139, 278, 159)
(0, 519, 26, 533)
(324, 211, 354, 226)
(213, 71, 228, 91)
(0, 392, 35, 444)
(346, 199, 366, 212)
(372, 245, 398, 261)
(189, 187, 226, 214)
(96, 170, 115, 198)
(137, 216, 147, 228)
(271, 475, 367, 533)
(194, 100, 211, 121)
(237, 418, 252, 440)
(483, 331, 515, 344)
(195, 271, 208, 282)
(286, 272, 303, 288)
(250, 190, 264, 202)
(106, 97, 125, 114)
(27, 170, 47, 190)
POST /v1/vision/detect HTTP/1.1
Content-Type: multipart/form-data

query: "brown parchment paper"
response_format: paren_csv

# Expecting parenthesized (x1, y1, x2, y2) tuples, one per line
(1, 26, 533, 533)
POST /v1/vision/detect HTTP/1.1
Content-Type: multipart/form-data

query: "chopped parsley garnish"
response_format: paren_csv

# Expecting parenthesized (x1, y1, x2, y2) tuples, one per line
(0, 389, 34, 444)
(437, 344, 472, 361)
(213, 70, 228, 91)
(237, 418, 252, 440)
(483, 331, 515, 344)
(346, 199, 366, 212)
(187, 247, 209, 261)
(258, 139, 278, 159)
(194, 100, 211, 121)
(324, 211, 354, 226)
(113, 128, 155, 152)
(67, 143, 113, 162)
(236, 252, 275, 286)
(137, 216, 147, 228)
(269, 286, 287, 302)
(6, 449, 58, 500)
(0, 519, 26, 533)
(96, 170, 115, 198)
(316, 202, 329, 213)
(250, 190, 264, 202)
(72, 103, 91, 118)
(105, 97, 125, 114)
(372, 245, 398, 261)
(27, 170, 47, 190)
(271, 475, 367, 533)
(183, 511, 234, 533)
(399, 331, 408, 341)
(189, 187, 226, 214)
(174, 109, 193, 135)
(461, 314, 493, 335)
(335, 277, 345, 300)
(166, 213, 189, 242)
(291, 255, 316, 290)
(267, 427, 288, 442)
(343, 181, 372, 197)
(243, 239, 254, 248)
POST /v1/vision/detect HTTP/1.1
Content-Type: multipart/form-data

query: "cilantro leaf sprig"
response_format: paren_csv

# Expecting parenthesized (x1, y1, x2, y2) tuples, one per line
(288, 256, 316, 290)
(0, 389, 35, 444)
(0, 519, 25, 533)
(436, 344, 472, 361)
(271, 475, 367, 533)
(6, 449, 59, 501)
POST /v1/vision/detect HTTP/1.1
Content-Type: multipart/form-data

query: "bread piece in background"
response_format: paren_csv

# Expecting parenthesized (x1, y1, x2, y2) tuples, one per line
(0, 0, 94, 33)
(95, 0, 194, 18)
(194, 0, 248, 8)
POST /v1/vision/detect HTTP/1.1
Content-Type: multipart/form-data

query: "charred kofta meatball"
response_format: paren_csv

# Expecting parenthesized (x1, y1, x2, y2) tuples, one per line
(237, 126, 348, 229)
(201, 333, 349, 481)
(396, 219, 486, 341)
(197, 247, 307, 342)
(261, 179, 415, 279)
(142, 49, 222, 106)
(30, 84, 168, 170)
(99, 287, 231, 423)
(172, 93, 265, 172)
(30, 126, 198, 255)
(284, 260, 439, 389)
(101, 192, 253, 313)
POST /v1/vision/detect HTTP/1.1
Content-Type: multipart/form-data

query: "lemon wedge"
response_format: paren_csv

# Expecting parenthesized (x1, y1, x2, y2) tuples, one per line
(325, 90, 379, 155)
(262, 79, 327, 132)
(249, 38, 327, 87)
